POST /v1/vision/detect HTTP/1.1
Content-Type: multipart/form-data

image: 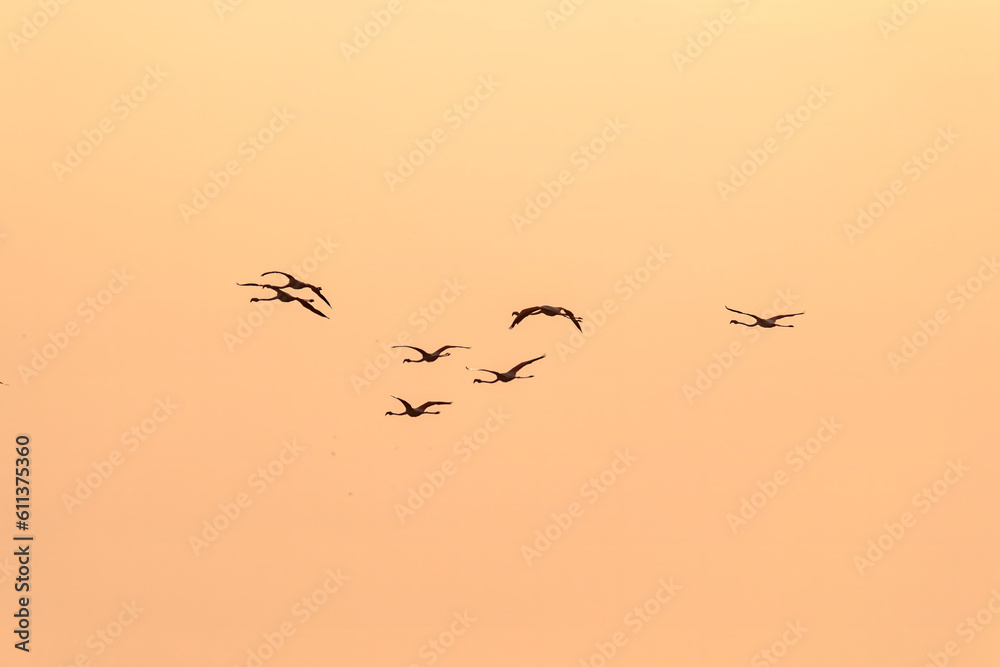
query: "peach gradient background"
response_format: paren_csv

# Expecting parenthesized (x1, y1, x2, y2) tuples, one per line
(2, 0, 1000, 665)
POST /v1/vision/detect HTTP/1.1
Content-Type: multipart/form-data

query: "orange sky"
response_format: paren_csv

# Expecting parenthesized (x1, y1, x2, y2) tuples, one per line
(2, 1, 999, 665)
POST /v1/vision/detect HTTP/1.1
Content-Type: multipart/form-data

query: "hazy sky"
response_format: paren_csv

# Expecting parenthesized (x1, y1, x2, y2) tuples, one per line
(2, 1, 999, 665)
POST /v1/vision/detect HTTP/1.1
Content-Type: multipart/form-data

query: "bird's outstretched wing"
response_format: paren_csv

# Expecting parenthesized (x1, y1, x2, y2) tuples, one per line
(309, 287, 331, 308)
(510, 354, 546, 373)
(466, 366, 499, 376)
(434, 345, 470, 354)
(261, 271, 295, 282)
(390, 395, 413, 411)
(392, 345, 426, 354)
(416, 401, 451, 411)
(772, 312, 805, 320)
(509, 307, 541, 329)
(293, 297, 329, 319)
(725, 306, 754, 317)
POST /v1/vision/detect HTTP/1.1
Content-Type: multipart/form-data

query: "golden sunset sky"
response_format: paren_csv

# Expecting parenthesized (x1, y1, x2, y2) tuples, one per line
(2, 0, 999, 665)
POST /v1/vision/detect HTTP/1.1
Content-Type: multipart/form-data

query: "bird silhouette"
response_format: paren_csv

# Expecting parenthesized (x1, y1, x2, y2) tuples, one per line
(385, 395, 452, 417)
(510, 306, 582, 331)
(392, 345, 471, 363)
(466, 354, 545, 383)
(261, 271, 330, 308)
(237, 283, 329, 319)
(726, 306, 804, 328)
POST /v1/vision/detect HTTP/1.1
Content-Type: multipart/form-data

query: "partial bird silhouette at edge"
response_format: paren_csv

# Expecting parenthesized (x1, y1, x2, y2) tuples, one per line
(510, 306, 582, 332)
(726, 306, 804, 328)
(392, 345, 470, 363)
(385, 395, 452, 416)
(466, 354, 545, 383)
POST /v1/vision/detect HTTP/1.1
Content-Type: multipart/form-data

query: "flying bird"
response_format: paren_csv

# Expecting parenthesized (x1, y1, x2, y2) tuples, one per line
(510, 305, 582, 331)
(385, 395, 452, 417)
(466, 354, 545, 383)
(726, 306, 804, 328)
(237, 283, 329, 319)
(392, 345, 471, 363)
(261, 271, 330, 308)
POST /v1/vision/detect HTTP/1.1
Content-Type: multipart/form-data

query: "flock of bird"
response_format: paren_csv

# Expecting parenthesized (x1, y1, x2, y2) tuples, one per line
(226, 272, 805, 417)
(0, 278, 806, 390)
